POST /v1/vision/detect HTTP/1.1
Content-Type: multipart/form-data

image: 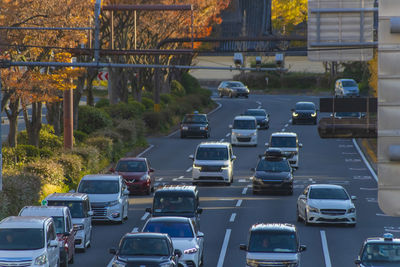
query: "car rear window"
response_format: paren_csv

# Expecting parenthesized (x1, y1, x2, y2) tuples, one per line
(0, 228, 44, 250)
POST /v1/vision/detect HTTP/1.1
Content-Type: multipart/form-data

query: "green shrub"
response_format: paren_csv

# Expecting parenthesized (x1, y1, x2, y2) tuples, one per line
(2, 145, 41, 167)
(71, 146, 100, 173)
(92, 128, 123, 143)
(86, 136, 113, 159)
(104, 101, 145, 120)
(24, 160, 65, 186)
(142, 91, 153, 99)
(77, 105, 112, 134)
(95, 98, 110, 108)
(181, 72, 202, 94)
(171, 80, 186, 97)
(39, 125, 63, 150)
(39, 148, 54, 159)
(160, 94, 173, 105)
(111, 140, 127, 162)
(115, 120, 137, 143)
(73, 130, 88, 143)
(56, 153, 82, 189)
(141, 97, 154, 111)
(143, 111, 163, 131)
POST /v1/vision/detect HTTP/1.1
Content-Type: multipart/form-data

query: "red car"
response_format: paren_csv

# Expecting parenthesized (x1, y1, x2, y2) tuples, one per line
(111, 157, 155, 195)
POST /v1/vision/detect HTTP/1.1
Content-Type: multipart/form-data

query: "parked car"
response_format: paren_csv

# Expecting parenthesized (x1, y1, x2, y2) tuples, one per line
(252, 148, 294, 195)
(266, 132, 302, 168)
(19, 206, 75, 266)
(296, 184, 357, 226)
(180, 112, 210, 138)
(142, 217, 204, 267)
(217, 81, 249, 98)
(335, 78, 360, 97)
(77, 174, 129, 223)
(291, 102, 318, 125)
(190, 142, 236, 185)
(230, 115, 258, 146)
(0, 216, 60, 267)
(146, 185, 203, 229)
(244, 108, 270, 129)
(240, 223, 306, 267)
(109, 232, 181, 267)
(355, 233, 400, 266)
(44, 192, 93, 251)
(111, 157, 155, 195)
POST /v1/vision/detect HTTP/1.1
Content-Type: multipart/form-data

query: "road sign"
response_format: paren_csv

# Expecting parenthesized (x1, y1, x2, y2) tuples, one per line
(308, 0, 376, 61)
(97, 71, 109, 81)
(319, 97, 377, 112)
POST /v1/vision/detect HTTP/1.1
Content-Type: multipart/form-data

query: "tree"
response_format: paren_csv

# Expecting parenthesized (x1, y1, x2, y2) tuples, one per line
(272, 0, 308, 34)
(368, 50, 378, 97)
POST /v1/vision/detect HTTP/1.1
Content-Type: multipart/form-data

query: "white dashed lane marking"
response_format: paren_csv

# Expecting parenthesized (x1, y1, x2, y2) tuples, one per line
(236, 200, 243, 207)
(229, 213, 236, 222)
(217, 229, 232, 267)
(132, 227, 139, 232)
(242, 187, 248, 195)
(219, 138, 225, 142)
(141, 212, 150, 221)
(186, 167, 192, 172)
(226, 133, 231, 137)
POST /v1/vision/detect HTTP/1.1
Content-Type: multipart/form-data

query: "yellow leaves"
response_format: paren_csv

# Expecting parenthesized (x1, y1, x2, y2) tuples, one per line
(272, 0, 308, 32)
(368, 50, 378, 97)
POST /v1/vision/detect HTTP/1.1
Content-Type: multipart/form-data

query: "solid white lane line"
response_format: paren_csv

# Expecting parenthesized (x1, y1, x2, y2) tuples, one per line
(217, 229, 232, 267)
(352, 138, 378, 182)
(186, 167, 192, 172)
(137, 144, 154, 157)
(229, 213, 236, 222)
(132, 227, 139, 232)
(226, 133, 231, 137)
(236, 199, 242, 207)
(242, 187, 248, 195)
(320, 230, 332, 267)
(219, 138, 225, 142)
(141, 212, 150, 221)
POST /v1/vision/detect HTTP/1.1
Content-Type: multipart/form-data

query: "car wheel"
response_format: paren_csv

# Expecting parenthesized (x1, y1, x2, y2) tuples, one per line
(296, 206, 302, 222)
(253, 189, 258, 195)
(288, 188, 293, 195)
(118, 208, 125, 224)
(146, 186, 151, 195)
(245, 95, 249, 98)
(69, 253, 74, 264)
(292, 120, 296, 125)
(151, 186, 155, 193)
(80, 237, 87, 252)
(349, 223, 356, 228)
(192, 182, 198, 186)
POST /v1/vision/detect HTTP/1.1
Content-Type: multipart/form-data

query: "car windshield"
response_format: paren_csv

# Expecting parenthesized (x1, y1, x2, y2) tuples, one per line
(78, 180, 119, 194)
(116, 160, 147, 172)
(119, 237, 170, 256)
(245, 110, 266, 116)
(362, 243, 400, 262)
(0, 229, 44, 250)
(270, 137, 297, 148)
(143, 221, 194, 238)
(52, 216, 65, 234)
(248, 231, 298, 253)
(342, 80, 357, 87)
(196, 147, 228, 160)
(309, 188, 349, 200)
(183, 115, 207, 123)
(296, 103, 315, 111)
(257, 159, 290, 172)
(153, 196, 195, 213)
(335, 112, 361, 118)
(226, 82, 244, 87)
(233, 119, 256, 129)
(47, 201, 85, 218)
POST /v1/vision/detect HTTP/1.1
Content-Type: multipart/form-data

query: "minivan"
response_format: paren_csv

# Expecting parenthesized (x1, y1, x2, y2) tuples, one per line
(44, 192, 93, 251)
(230, 115, 258, 146)
(0, 216, 60, 267)
(266, 132, 302, 168)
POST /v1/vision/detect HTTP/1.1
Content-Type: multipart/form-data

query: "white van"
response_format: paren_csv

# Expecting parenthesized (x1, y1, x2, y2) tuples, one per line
(230, 115, 258, 146)
(44, 192, 93, 251)
(77, 174, 129, 223)
(0, 216, 60, 267)
(266, 132, 302, 168)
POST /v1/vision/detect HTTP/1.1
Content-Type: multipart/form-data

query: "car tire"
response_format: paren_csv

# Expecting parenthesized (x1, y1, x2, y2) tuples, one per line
(349, 223, 356, 228)
(146, 186, 151, 195)
(151, 186, 155, 193)
(61, 253, 68, 267)
(292, 120, 296, 125)
(69, 253, 74, 264)
(245, 95, 249, 98)
(192, 182, 198, 186)
(253, 189, 258, 195)
(288, 188, 293, 195)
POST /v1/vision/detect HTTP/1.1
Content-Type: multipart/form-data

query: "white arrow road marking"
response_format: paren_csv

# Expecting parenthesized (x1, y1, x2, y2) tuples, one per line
(226, 133, 231, 137)
(131, 227, 139, 232)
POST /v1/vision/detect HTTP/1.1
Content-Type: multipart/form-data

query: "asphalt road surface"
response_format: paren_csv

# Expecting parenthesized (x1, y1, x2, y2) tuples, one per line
(74, 93, 399, 267)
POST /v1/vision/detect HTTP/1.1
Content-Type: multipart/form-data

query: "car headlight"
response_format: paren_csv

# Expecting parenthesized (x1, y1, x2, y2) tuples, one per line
(221, 164, 230, 170)
(73, 224, 84, 231)
(292, 112, 299, 117)
(106, 200, 120, 207)
(181, 126, 188, 130)
(251, 132, 257, 136)
(307, 205, 319, 213)
(347, 208, 356, 213)
(311, 112, 317, 117)
(184, 247, 199, 254)
(112, 261, 126, 267)
(140, 174, 148, 181)
(34, 253, 48, 265)
(193, 164, 202, 169)
(246, 259, 258, 267)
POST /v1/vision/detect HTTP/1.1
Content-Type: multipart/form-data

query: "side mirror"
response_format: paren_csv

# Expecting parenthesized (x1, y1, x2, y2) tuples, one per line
(88, 210, 94, 216)
(229, 124, 233, 129)
(355, 259, 361, 264)
(351, 196, 357, 201)
(299, 143, 303, 148)
(299, 245, 307, 252)
(197, 208, 203, 214)
(250, 168, 256, 172)
(149, 168, 155, 173)
(109, 248, 117, 255)
(145, 207, 152, 213)
(197, 232, 205, 238)
(123, 189, 130, 195)
(231, 155, 237, 161)
(189, 155, 194, 160)
(174, 249, 182, 257)
(49, 240, 58, 248)
(265, 143, 269, 147)
(239, 244, 247, 251)
(109, 167, 115, 173)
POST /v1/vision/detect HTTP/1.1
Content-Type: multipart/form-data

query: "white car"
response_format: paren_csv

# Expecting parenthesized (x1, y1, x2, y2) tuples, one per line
(0, 216, 60, 267)
(142, 216, 204, 267)
(230, 116, 258, 146)
(77, 174, 129, 223)
(190, 142, 236, 185)
(266, 132, 302, 168)
(297, 184, 357, 226)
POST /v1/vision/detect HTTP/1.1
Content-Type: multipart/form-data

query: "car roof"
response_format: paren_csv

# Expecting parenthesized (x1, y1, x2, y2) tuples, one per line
(155, 185, 197, 193)
(81, 174, 121, 181)
(197, 142, 230, 148)
(250, 223, 296, 232)
(234, 115, 256, 120)
(146, 216, 191, 223)
(20, 206, 68, 217)
(45, 192, 89, 201)
(246, 108, 266, 112)
(271, 132, 297, 137)
(308, 184, 345, 190)
(296, 101, 315, 105)
(0, 216, 51, 229)
(118, 157, 147, 162)
(338, 78, 356, 82)
(123, 232, 170, 239)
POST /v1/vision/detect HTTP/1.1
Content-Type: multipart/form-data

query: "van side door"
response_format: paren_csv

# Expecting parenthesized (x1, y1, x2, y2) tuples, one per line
(46, 221, 59, 266)
(65, 210, 75, 258)
(84, 199, 92, 245)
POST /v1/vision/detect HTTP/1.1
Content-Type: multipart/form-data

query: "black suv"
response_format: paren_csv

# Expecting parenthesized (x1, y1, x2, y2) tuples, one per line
(180, 112, 210, 138)
(244, 108, 270, 129)
(146, 185, 203, 229)
(252, 148, 294, 195)
(291, 101, 318, 125)
(109, 232, 181, 267)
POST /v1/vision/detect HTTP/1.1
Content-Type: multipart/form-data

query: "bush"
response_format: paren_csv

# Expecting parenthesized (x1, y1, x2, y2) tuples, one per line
(70, 146, 100, 173)
(92, 128, 123, 143)
(56, 153, 82, 189)
(39, 125, 63, 150)
(160, 94, 173, 105)
(86, 136, 113, 160)
(39, 147, 54, 159)
(24, 160, 65, 186)
(2, 145, 41, 167)
(95, 98, 110, 108)
(77, 106, 112, 134)
(141, 97, 154, 111)
(73, 130, 88, 143)
(143, 111, 163, 132)
(171, 80, 186, 97)
(181, 72, 202, 94)
(103, 101, 145, 120)
(115, 120, 137, 143)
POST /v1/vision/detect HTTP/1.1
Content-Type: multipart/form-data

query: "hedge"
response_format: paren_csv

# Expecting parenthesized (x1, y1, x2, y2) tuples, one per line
(103, 101, 145, 120)
(24, 160, 65, 186)
(77, 105, 112, 134)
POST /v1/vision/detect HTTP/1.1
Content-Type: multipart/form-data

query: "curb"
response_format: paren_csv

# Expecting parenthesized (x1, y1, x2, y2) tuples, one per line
(355, 138, 377, 174)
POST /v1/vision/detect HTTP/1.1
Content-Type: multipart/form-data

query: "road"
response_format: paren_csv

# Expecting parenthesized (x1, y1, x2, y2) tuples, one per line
(73, 93, 400, 267)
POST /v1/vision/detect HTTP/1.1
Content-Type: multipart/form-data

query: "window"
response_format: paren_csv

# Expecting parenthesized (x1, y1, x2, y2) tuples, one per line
(0, 229, 44, 250)
(143, 221, 194, 238)
(233, 119, 256, 129)
(248, 231, 298, 253)
(196, 147, 228, 160)
(270, 137, 297, 148)
(78, 180, 120, 194)
(309, 188, 349, 200)
(116, 160, 147, 172)
(48, 201, 84, 218)
(66, 214, 72, 232)
(256, 159, 291, 172)
(47, 222, 56, 242)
